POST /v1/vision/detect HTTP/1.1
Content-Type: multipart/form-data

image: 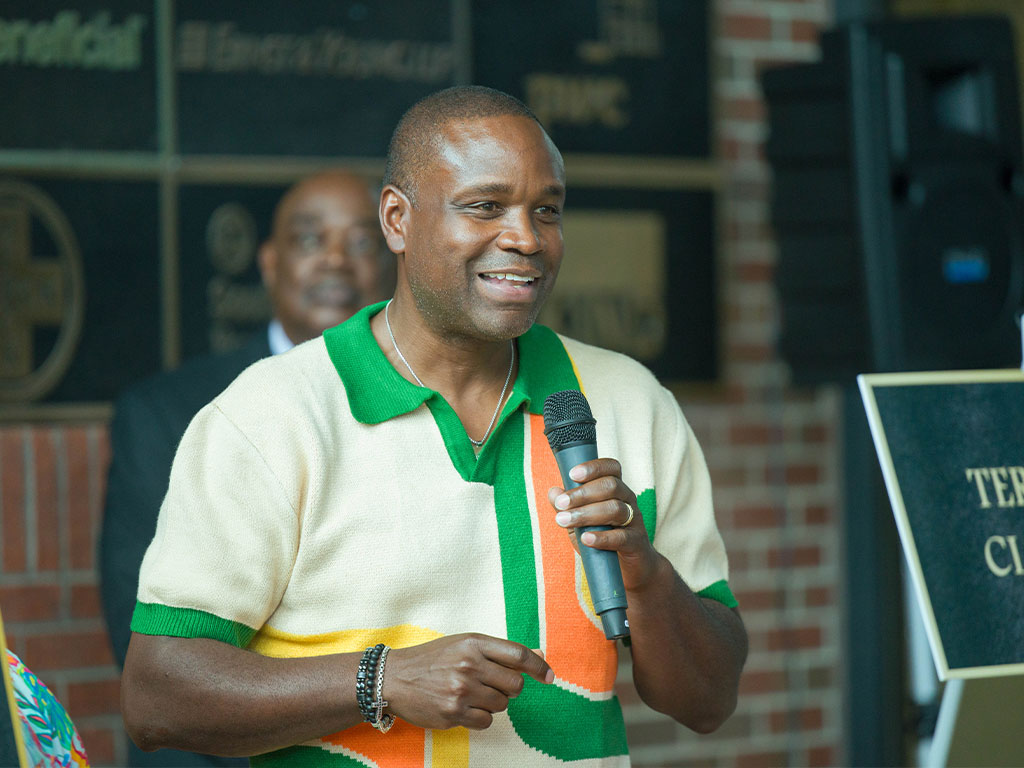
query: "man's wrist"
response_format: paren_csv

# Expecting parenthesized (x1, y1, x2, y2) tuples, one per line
(356, 644, 395, 732)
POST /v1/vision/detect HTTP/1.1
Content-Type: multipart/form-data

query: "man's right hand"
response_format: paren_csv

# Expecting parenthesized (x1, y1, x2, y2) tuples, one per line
(384, 633, 553, 730)
(121, 631, 553, 756)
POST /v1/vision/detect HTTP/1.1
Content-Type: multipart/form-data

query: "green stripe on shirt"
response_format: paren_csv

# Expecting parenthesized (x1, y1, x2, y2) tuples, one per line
(130, 602, 257, 648)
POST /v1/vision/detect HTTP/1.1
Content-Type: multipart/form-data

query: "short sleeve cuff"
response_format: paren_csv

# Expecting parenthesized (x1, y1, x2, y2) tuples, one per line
(696, 580, 739, 609)
(130, 601, 258, 648)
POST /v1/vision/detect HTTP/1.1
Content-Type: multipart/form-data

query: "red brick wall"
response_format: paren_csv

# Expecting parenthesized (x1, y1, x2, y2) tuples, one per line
(1, 425, 121, 766)
(0, 2, 843, 766)
(667, 1, 844, 765)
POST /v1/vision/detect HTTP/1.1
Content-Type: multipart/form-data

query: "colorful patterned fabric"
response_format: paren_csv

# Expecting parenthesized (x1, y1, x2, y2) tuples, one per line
(132, 302, 735, 766)
(6, 651, 89, 768)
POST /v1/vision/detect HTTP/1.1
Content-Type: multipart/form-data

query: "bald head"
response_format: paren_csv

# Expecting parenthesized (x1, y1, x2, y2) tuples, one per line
(259, 170, 394, 344)
(383, 85, 544, 205)
(270, 171, 374, 236)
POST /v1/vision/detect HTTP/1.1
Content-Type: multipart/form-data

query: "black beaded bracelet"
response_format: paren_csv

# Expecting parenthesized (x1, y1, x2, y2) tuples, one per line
(356, 644, 394, 732)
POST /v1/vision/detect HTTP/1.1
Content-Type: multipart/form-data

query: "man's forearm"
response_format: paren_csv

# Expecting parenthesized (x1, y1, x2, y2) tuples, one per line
(122, 634, 364, 757)
(624, 554, 747, 733)
(122, 630, 555, 756)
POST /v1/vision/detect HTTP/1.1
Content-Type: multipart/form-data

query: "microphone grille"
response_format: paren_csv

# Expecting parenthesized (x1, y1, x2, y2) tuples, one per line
(542, 390, 596, 450)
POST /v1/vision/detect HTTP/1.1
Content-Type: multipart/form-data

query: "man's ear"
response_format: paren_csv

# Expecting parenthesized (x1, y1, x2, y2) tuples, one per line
(258, 241, 277, 290)
(379, 184, 410, 254)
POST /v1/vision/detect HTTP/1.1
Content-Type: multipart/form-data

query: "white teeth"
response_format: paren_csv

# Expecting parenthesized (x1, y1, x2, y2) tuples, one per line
(485, 273, 535, 283)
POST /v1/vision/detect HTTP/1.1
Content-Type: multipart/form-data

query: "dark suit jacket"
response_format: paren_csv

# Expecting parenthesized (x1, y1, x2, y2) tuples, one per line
(100, 332, 271, 768)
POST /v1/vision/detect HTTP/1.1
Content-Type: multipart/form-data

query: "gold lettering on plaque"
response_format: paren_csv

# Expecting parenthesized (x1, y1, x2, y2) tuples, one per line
(176, 21, 454, 84)
(966, 466, 1024, 508)
(984, 535, 1024, 577)
(523, 0, 667, 131)
(578, 0, 662, 64)
(985, 536, 1013, 577)
(525, 74, 630, 130)
(0, 10, 147, 71)
(0, 180, 84, 402)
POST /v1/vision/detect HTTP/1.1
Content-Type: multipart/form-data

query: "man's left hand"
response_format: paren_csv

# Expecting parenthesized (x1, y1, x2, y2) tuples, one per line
(547, 457, 660, 591)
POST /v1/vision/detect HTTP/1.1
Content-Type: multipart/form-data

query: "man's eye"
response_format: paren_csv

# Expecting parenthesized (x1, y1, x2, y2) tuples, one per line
(537, 205, 561, 218)
(295, 233, 322, 250)
(472, 202, 499, 213)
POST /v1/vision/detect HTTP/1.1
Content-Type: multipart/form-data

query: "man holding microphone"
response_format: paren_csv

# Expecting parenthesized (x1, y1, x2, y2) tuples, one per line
(121, 85, 746, 766)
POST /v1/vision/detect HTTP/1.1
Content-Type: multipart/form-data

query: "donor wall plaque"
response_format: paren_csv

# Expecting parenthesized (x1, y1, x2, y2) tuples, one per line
(0, 176, 161, 403)
(472, 0, 710, 157)
(0, 0, 157, 151)
(175, 0, 457, 156)
(860, 370, 1024, 679)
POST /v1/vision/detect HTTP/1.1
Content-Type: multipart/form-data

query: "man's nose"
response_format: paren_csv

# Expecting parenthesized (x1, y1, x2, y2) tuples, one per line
(497, 210, 542, 255)
(321, 234, 350, 267)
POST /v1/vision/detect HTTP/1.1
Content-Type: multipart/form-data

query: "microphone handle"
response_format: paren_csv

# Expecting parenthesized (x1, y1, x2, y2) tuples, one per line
(552, 442, 630, 639)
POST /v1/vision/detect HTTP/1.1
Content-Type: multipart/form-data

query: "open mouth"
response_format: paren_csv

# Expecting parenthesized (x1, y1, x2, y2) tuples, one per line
(479, 272, 537, 286)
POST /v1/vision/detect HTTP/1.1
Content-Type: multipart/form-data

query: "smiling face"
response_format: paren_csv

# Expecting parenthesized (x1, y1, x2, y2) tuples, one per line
(259, 172, 389, 344)
(390, 115, 566, 343)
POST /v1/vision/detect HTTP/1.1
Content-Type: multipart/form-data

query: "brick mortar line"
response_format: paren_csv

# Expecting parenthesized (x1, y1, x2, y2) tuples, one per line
(720, 0, 832, 24)
(741, 657, 843, 678)
(733, 692, 843, 716)
(54, 429, 73, 619)
(718, 119, 769, 140)
(720, 518, 839, 536)
(729, 562, 842, 583)
(737, 611, 842, 635)
(23, 427, 38, 573)
(88, 426, 101, 557)
(32, 667, 122, 685)
(717, 37, 822, 58)
(3, 617, 108, 633)
(714, 493, 839, 511)
(629, 727, 843, 761)
(0, 571, 98, 587)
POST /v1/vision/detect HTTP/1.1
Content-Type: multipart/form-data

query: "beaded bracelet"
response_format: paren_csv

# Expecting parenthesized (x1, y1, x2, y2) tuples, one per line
(356, 644, 394, 732)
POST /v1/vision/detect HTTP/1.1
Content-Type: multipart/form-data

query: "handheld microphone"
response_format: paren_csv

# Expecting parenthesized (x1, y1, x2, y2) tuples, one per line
(543, 390, 629, 640)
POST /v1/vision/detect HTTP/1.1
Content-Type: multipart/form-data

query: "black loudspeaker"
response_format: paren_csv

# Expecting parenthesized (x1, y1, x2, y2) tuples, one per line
(762, 16, 1024, 384)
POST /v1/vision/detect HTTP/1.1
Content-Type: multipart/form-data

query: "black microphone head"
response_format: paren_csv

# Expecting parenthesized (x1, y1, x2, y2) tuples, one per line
(543, 390, 597, 450)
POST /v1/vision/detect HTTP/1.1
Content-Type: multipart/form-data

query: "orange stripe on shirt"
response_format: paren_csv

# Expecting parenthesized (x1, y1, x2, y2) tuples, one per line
(529, 412, 618, 695)
(322, 720, 423, 766)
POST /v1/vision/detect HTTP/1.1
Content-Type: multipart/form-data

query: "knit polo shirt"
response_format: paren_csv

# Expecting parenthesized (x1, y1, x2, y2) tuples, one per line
(132, 301, 736, 767)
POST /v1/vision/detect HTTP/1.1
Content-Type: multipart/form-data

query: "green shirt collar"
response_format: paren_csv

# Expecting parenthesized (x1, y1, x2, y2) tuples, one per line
(323, 301, 582, 425)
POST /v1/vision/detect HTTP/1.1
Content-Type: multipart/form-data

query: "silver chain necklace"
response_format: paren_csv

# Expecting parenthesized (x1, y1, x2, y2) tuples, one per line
(384, 299, 515, 447)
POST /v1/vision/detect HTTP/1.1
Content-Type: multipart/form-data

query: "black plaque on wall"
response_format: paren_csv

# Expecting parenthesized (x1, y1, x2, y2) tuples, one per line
(174, 0, 457, 156)
(0, 176, 161, 403)
(472, 0, 710, 157)
(0, 1, 158, 151)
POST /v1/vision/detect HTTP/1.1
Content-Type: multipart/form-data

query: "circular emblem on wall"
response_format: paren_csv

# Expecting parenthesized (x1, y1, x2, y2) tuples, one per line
(0, 179, 85, 403)
(206, 202, 257, 276)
